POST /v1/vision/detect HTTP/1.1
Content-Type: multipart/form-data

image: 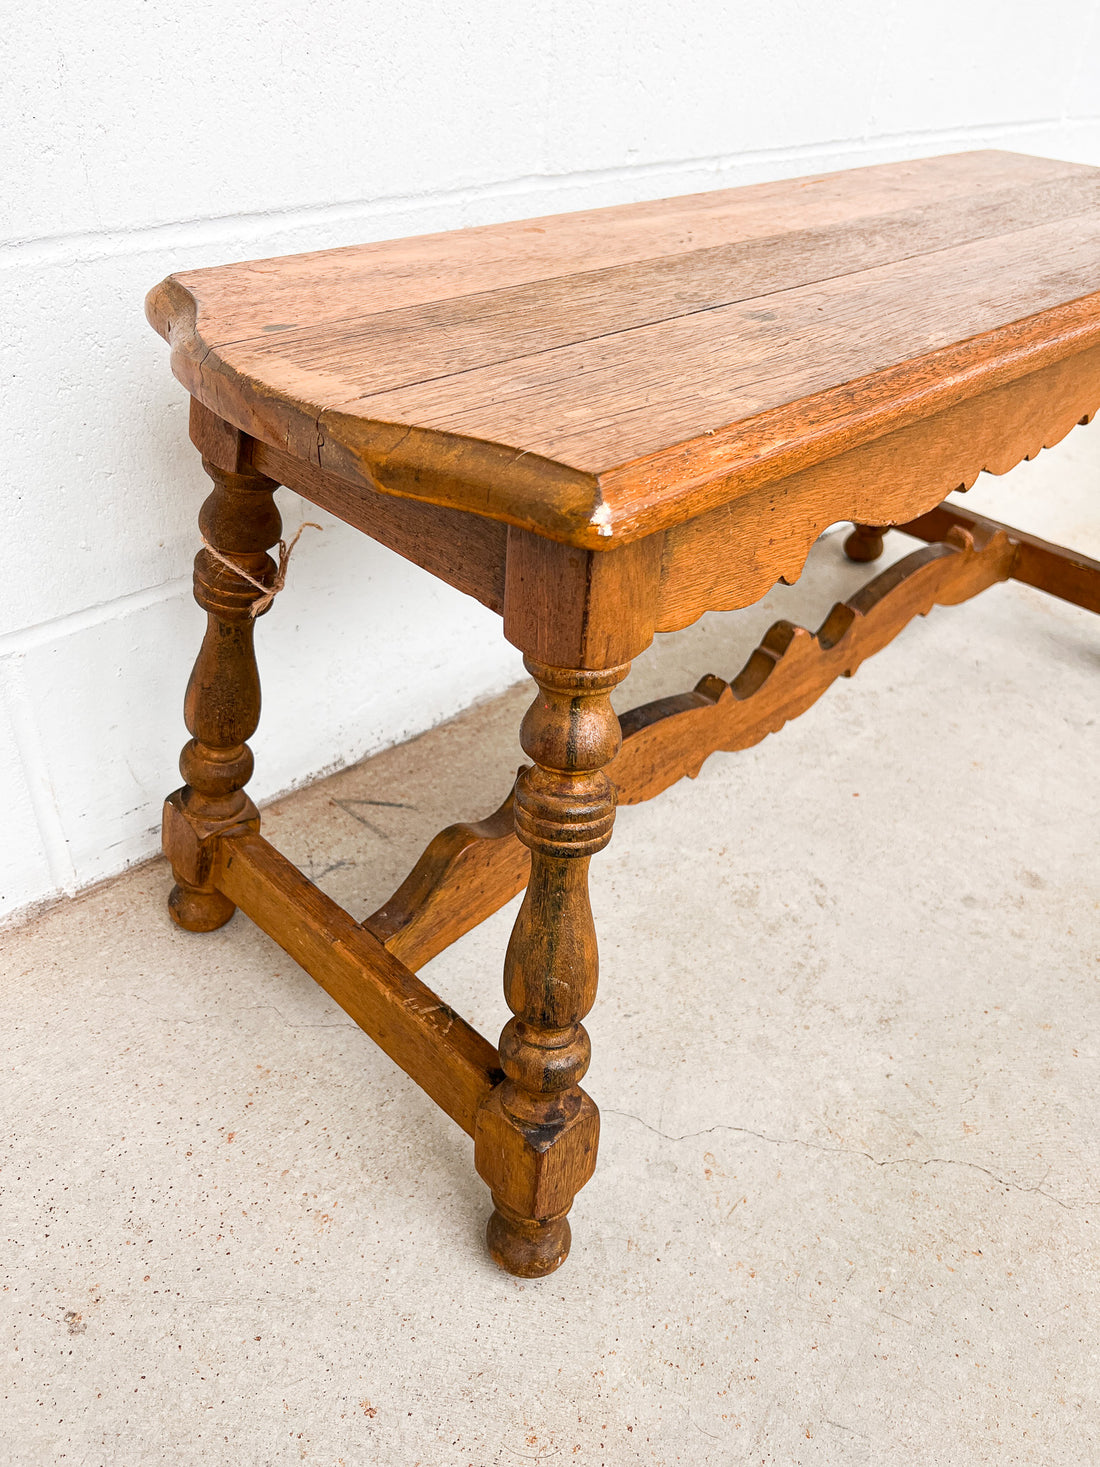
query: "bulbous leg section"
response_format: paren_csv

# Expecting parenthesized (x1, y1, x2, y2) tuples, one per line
(844, 522, 888, 562)
(168, 881, 236, 933)
(487, 1200, 571, 1278)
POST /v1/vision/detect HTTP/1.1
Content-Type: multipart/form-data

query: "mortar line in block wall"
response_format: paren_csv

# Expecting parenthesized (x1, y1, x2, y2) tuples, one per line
(1063, 1, 1100, 125)
(2, 115, 1096, 268)
(0, 575, 193, 658)
(0, 656, 78, 894)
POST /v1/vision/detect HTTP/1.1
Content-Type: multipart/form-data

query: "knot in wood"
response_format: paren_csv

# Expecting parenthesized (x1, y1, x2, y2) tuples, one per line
(513, 767, 615, 857)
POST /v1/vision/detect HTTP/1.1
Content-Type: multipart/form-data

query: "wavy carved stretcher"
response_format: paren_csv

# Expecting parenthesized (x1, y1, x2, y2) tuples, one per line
(147, 150, 1100, 1277)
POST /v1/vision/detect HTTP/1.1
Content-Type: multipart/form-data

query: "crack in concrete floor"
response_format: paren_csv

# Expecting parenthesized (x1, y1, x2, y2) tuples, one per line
(603, 1110, 1086, 1210)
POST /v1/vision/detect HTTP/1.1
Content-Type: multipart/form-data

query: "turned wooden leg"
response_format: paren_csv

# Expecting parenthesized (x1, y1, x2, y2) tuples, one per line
(164, 457, 282, 931)
(843, 522, 889, 562)
(474, 658, 629, 1277)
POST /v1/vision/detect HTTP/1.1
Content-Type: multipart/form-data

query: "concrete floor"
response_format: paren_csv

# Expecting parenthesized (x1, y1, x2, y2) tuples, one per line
(3, 472, 1099, 1464)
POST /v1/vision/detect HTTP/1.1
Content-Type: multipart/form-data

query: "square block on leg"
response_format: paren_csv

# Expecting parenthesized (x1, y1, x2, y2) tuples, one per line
(474, 1087, 599, 1221)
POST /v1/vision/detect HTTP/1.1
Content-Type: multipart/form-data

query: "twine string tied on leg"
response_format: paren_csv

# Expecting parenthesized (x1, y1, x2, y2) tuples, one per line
(201, 522, 322, 616)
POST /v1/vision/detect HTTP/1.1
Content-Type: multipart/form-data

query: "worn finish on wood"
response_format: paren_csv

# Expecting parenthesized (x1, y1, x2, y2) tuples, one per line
(164, 443, 281, 931)
(474, 659, 629, 1276)
(151, 150, 1100, 1277)
(366, 521, 1020, 973)
(362, 788, 528, 971)
(844, 523, 889, 562)
(147, 151, 1100, 549)
(899, 503, 1100, 615)
(214, 831, 501, 1135)
(653, 343, 1100, 625)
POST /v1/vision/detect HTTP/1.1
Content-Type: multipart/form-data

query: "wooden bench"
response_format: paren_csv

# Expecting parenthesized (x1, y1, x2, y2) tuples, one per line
(147, 149, 1100, 1277)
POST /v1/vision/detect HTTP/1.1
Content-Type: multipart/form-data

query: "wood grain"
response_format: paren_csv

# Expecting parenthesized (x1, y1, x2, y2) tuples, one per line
(654, 342, 1100, 626)
(339, 214, 1100, 467)
(216, 831, 501, 1136)
(194, 174, 1100, 405)
(147, 151, 1100, 549)
(474, 659, 628, 1277)
(249, 438, 508, 613)
(150, 151, 1081, 339)
(899, 503, 1100, 614)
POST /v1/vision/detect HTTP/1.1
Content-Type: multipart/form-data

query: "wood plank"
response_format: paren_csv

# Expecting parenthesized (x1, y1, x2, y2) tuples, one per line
(151, 151, 1082, 342)
(146, 151, 1100, 549)
(216, 831, 501, 1135)
(343, 213, 1100, 470)
(206, 172, 1100, 403)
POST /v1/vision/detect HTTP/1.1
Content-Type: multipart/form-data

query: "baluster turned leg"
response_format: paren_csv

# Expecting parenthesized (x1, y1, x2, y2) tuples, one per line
(843, 522, 889, 562)
(164, 458, 282, 932)
(474, 658, 629, 1277)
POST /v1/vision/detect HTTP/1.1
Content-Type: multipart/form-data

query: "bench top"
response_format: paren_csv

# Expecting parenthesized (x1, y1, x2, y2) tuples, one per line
(148, 150, 1100, 549)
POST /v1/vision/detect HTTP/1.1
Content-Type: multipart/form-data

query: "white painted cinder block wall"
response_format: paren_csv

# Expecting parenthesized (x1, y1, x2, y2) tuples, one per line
(2, 1, 1098, 922)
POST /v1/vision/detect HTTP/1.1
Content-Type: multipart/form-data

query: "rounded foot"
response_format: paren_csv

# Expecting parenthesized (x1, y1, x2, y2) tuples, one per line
(843, 524, 887, 562)
(486, 1204, 571, 1278)
(168, 882, 235, 933)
